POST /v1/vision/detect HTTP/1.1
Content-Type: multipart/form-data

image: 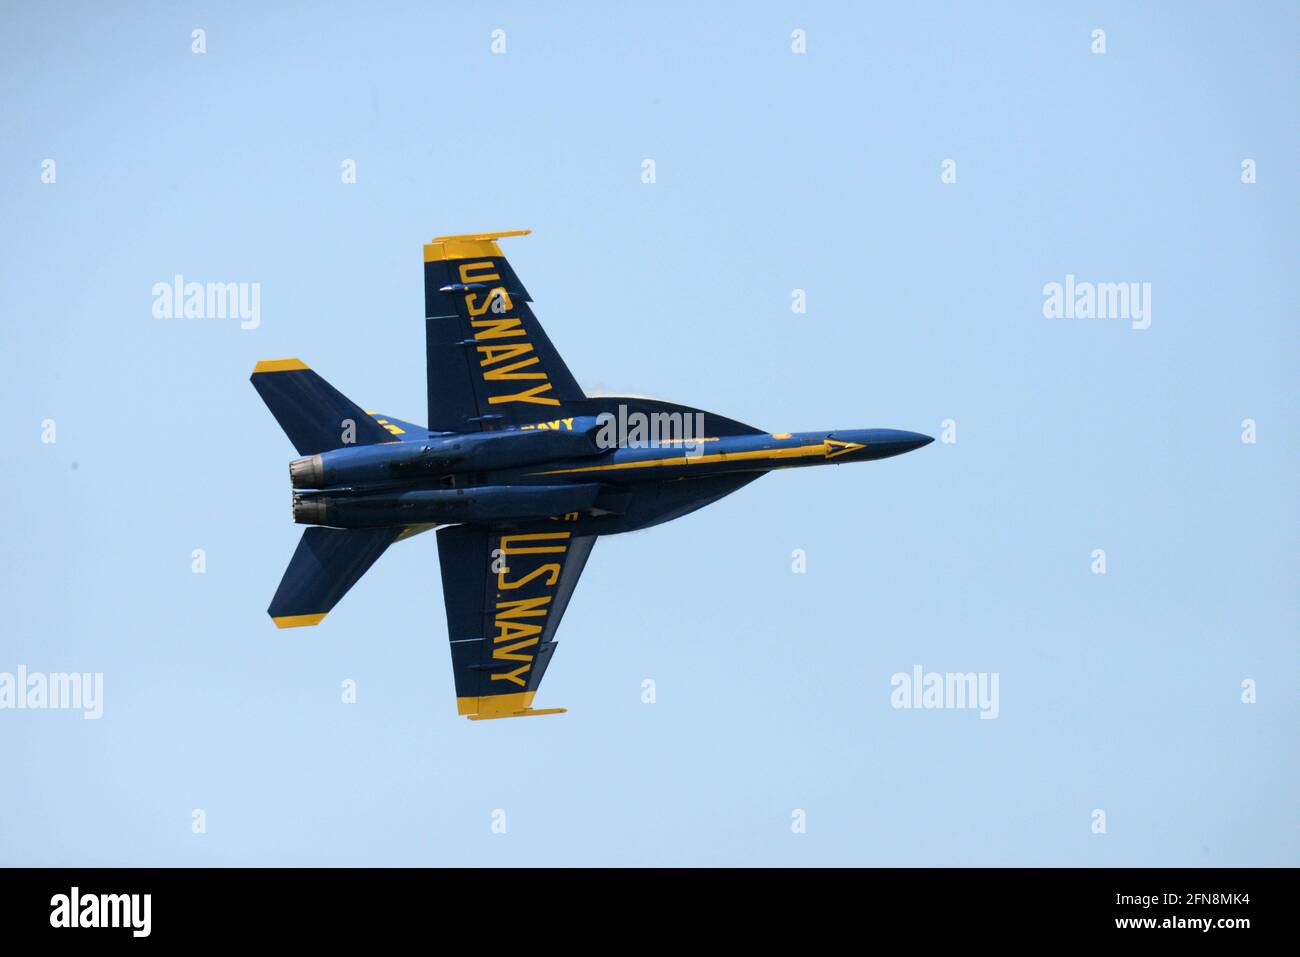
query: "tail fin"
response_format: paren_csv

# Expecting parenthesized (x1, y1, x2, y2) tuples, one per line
(251, 358, 394, 455)
(268, 526, 400, 628)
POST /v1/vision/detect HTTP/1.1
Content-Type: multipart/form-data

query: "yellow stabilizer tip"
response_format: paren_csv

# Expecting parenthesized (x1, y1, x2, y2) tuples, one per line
(272, 613, 326, 628)
(253, 358, 309, 373)
(467, 708, 567, 721)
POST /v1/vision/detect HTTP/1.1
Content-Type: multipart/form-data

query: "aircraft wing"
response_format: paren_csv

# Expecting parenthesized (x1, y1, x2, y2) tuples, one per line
(436, 522, 596, 720)
(423, 230, 586, 433)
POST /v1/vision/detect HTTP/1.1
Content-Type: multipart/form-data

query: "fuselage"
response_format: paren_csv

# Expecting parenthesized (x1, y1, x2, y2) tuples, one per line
(288, 422, 932, 535)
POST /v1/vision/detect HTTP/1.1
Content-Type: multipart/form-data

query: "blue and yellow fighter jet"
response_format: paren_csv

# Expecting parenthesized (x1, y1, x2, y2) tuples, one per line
(252, 231, 932, 720)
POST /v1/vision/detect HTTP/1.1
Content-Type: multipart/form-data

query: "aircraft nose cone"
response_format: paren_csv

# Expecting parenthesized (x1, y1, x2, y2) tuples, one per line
(867, 429, 934, 452)
(894, 430, 934, 452)
(833, 429, 934, 460)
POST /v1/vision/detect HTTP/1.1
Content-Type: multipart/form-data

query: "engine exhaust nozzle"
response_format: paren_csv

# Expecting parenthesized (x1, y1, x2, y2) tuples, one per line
(292, 494, 327, 525)
(290, 454, 324, 489)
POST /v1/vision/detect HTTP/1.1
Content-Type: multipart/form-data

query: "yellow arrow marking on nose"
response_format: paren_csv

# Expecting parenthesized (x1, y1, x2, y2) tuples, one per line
(824, 440, 865, 459)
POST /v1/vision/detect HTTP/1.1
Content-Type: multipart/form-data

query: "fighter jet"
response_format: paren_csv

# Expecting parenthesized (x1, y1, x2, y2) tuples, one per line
(252, 231, 932, 720)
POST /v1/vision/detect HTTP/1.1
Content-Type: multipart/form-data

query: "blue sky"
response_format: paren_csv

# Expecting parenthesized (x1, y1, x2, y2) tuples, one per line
(0, 1, 1294, 866)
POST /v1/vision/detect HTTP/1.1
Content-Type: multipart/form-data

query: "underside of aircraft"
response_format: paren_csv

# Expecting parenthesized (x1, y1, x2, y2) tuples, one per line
(252, 231, 932, 719)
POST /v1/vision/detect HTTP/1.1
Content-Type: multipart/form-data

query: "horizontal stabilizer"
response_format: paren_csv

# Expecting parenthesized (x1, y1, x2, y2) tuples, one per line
(251, 359, 394, 455)
(268, 526, 400, 628)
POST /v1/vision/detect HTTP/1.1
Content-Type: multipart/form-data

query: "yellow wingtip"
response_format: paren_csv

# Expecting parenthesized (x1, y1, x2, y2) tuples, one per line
(253, 358, 309, 373)
(272, 612, 327, 628)
(456, 691, 566, 719)
(466, 707, 567, 721)
(430, 229, 531, 243)
(424, 229, 531, 263)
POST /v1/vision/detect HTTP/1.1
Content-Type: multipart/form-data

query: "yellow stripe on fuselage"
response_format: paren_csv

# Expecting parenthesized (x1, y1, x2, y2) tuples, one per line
(529, 441, 833, 477)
